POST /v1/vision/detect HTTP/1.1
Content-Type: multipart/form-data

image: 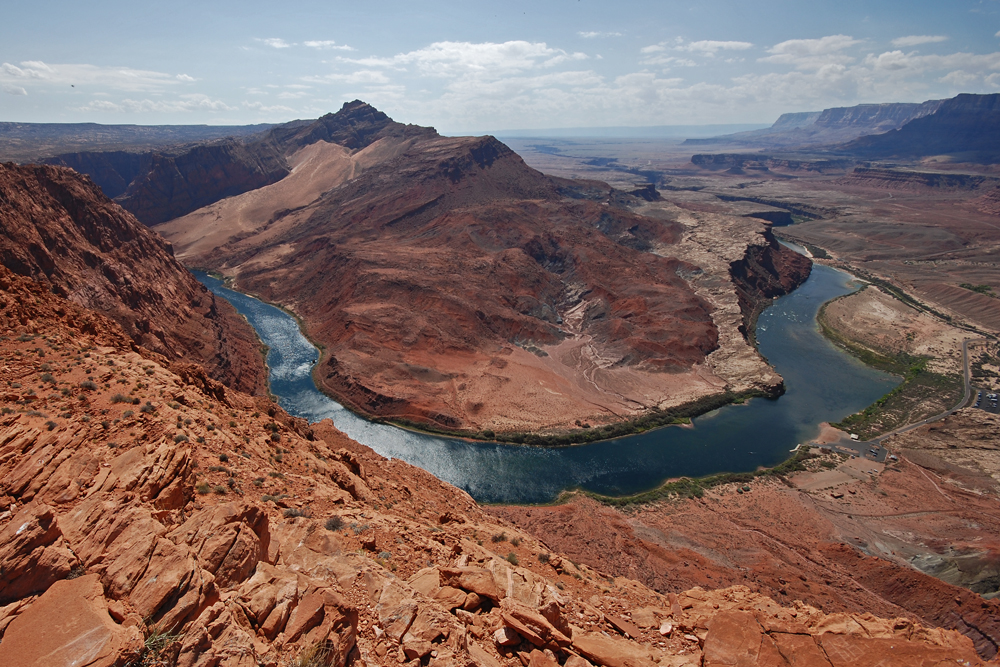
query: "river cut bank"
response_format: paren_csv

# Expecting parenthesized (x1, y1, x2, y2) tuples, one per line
(195, 261, 898, 504)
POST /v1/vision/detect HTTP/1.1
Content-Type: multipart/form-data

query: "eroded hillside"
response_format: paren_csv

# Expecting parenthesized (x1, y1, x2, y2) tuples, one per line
(0, 162, 267, 395)
(152, 104, 809, 434)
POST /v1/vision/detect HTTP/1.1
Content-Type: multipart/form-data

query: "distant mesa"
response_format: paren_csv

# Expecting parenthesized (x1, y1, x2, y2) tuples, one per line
(687, 93, 1000, 173)
(684, 98, 945, 150)
(841, 93, 1000, 162)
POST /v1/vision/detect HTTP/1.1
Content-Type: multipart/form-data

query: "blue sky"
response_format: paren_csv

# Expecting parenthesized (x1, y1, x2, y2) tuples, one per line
(3, 0, 1000, 132)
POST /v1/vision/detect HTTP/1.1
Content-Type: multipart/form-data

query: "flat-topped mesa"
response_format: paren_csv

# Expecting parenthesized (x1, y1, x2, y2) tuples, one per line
(842, 93, 1000, 161)
(0, 162, 267, 394)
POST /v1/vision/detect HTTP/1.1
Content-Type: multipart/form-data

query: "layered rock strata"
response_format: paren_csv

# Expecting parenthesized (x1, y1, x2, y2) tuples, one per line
(0, 162, 266, 395)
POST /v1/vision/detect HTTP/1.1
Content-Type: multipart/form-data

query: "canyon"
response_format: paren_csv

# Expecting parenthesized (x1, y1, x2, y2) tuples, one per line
(0, 170, 993, 666)
(0, 168, 985, 667)
(2, 92, 1000, 666)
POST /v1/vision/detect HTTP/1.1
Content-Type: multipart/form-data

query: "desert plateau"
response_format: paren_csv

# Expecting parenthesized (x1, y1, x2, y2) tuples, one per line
(4, 4, 1000, 666)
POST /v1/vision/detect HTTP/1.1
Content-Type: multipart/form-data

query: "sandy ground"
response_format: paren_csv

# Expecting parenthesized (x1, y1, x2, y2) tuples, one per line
(791, 453, 885, 492)
(821, 285, 966, 375)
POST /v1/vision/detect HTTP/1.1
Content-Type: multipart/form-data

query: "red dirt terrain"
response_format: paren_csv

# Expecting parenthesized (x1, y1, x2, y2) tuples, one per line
(0, 243, 991, 666)
(490, 416, 1000, 660)
(0, 162, 267, 395)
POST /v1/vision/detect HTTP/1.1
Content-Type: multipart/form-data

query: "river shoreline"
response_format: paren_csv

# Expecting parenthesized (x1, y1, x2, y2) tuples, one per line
(195, 265, 898, 504)
(196, 274, 790, 447)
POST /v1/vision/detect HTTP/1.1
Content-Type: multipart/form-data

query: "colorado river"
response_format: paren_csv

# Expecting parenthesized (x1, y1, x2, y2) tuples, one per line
(195, 263, 897, 503)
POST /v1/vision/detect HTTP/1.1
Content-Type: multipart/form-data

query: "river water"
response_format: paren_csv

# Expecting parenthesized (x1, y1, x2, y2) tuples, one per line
(195, 263, 897, 503)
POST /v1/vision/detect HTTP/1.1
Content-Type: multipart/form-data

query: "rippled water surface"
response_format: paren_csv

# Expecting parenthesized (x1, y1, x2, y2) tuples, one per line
(196, 263, 897, 503)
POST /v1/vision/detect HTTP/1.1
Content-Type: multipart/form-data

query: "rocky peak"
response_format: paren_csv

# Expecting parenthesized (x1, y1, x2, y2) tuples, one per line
(270, 100, 429, 153)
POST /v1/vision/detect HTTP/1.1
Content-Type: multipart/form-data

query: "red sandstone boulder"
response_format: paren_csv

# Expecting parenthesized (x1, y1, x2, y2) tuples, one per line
(440, 566, 502, 603)
(0, 501, 78, 604)
(169, 502, 272, 588)
(0, 574, 142, 667)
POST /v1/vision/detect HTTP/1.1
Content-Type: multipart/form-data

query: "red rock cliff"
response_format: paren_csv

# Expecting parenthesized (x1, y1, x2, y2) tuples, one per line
(0, 162, 267, 394)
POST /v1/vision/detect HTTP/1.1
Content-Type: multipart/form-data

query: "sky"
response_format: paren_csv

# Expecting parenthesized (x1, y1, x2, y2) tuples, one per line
(3, 0, 1000, 133)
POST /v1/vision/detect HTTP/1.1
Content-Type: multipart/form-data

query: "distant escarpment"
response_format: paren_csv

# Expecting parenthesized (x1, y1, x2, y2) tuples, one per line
(843, 93, 1000, 162)
(0, 162, 266, 394)
(47, 100, 436, 225)
(839, 167, 1000, 191)
(684, 99, 942, 149)
(691, 153, 855, 174)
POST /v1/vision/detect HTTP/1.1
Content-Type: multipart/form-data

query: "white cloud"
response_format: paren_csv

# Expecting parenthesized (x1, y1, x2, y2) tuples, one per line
(0, 60, 191, 92)
(304, 40, 354, 51)
(243, 100, 295, 113)
(891, 35, 948, 47)
(640, 54, 697, 68)
(679, 40, 754, 55)
(259, 38, 293, 49)
(3, 85, 26, 95)
(345, 41, 574, 78)
(305, 70, 392, 85)
(578, 31, 622, 39)
(76, 94, 236, 113)
(277, 91, 309, 99)
(760, 34, 862, 70)
(863, 50, 1000, 75)
(176, 73, 196, 82)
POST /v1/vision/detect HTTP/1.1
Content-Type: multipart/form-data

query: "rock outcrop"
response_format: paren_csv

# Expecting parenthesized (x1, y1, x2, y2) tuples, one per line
(729, 232, 812, 341)
(0, 162, 267, 394)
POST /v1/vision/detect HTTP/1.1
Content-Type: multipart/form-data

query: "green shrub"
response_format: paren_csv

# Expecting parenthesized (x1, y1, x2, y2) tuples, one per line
(325, 516, 344, 531)
(506, 552, 519, 566)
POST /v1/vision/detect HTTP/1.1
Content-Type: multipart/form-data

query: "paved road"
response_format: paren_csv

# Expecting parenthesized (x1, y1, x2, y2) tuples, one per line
(868, 337, 983, 444)
(820, 338, 985, 459)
